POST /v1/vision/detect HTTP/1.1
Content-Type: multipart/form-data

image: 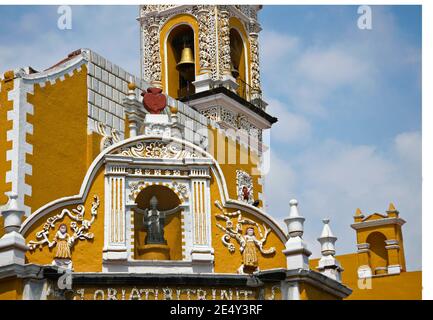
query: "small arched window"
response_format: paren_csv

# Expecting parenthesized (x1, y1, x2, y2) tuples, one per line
(366, 232, 389, 274)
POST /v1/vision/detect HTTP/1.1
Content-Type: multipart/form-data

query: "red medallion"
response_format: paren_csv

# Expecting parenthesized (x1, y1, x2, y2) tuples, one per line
(141, 87, 167, 114)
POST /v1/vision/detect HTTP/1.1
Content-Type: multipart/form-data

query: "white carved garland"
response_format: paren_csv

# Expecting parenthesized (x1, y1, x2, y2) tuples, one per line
(28, 195, 100, 251)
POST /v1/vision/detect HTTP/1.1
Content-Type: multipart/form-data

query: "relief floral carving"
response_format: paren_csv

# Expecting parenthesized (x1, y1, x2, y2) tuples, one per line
(214, 200, 275, 274)
(28, 195, 100, 269)
(118, 141, 198, 159)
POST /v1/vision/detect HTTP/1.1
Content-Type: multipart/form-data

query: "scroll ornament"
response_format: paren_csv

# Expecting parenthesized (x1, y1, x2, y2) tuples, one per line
(28, 195, 100, 269)
(118, 141, 198, 159)
(214, 200, 275, 274)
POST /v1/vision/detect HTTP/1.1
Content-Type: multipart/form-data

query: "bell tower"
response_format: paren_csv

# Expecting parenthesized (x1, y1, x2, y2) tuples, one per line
(138, 5, 276, 146)
(351, 203, 407, 278)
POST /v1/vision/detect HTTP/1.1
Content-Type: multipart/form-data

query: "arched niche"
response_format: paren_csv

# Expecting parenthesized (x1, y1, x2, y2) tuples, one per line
(229, 17, 250, 99)
(366, 231, 389, 275)
(230, 28, 247, 96)
(165, 23, 196, 99)
(133, 185, 183, 261)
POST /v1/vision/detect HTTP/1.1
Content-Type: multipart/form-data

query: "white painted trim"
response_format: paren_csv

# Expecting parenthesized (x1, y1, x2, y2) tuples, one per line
(20, 55, 87, 85)
(224, 200, 287, 243)
(6, 78, 34, 216)
(351, 217, 406, 230)
(188, 93, 272, 129)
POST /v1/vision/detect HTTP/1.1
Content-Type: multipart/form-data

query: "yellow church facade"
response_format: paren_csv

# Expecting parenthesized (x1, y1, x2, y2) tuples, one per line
(0, 4, 421, 300)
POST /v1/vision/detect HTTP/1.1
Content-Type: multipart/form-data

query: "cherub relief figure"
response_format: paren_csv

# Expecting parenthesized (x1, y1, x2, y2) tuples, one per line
(214, 200, 275, 274)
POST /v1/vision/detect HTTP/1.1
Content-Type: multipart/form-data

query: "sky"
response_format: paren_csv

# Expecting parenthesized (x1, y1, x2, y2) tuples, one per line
(0, 5, 422, 270)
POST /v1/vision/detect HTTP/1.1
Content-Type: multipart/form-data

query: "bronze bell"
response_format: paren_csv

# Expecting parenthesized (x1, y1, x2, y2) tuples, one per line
(176, 47, 194, 70)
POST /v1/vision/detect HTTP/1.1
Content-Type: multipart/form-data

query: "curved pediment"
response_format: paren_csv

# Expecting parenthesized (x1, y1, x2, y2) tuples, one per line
(19, 133, 287, 275)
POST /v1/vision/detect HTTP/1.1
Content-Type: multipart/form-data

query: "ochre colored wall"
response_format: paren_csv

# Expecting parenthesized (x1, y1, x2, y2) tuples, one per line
(310, 253, 422, 300)
(26, 66, 88, 212)
(0, 278, 23, 300)
(24, 167, 105, 272)
(87, 131, 103, 167)
(299, 282, 339, 300)
(208, 127, 263, 206)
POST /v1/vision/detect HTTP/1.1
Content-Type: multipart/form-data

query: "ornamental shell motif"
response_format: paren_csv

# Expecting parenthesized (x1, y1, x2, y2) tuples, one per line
(117, 142, 198, 159)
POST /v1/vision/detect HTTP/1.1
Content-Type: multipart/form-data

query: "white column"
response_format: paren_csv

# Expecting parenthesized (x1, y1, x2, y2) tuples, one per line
(103, 170, 128, 261)
(189, 168, 214, 272)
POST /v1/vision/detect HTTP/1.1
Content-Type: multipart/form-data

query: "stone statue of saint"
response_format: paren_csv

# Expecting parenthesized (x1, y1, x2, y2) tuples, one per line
(134, 196, 181, 245)
(241, 227, 259, 270)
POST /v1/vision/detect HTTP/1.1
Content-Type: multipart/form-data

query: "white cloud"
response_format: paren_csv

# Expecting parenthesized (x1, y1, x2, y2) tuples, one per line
(260, 30, 299, 64)
(394, 131, 422, 168)
(0, 6, 140, 76)
(267, 98, 312, 144)
(263, 150, 297, 220)
(295, 47, 372, 88)
(265, 131, 421, 269)
(260, 7, 420, 117)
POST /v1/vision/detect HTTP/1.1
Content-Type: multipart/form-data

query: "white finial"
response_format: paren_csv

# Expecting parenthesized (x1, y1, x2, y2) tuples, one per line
(1, 192, 25, 233)
(283, 198, 311, 270)
(284, 199, 305, 238)
(289, 199, 300, 217)
(318, 218, 337, 256)
(316, 218, 343, 282)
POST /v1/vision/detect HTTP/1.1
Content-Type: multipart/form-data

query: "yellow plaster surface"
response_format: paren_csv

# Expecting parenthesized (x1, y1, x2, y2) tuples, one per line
(26, 66, 88, 213)
(310, 253, 421, 299)
(24, 166, 105, 272)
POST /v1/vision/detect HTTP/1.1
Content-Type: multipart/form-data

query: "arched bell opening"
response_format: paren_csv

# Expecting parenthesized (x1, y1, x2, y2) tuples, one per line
(133, 185, 183, 261)
(166, 24, 196, 99)
(230, 28, 247, 99)
(366, 231, 389, 275)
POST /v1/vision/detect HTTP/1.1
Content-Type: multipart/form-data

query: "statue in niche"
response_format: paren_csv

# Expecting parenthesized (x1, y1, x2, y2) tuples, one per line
(134, 196, 181, 245)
